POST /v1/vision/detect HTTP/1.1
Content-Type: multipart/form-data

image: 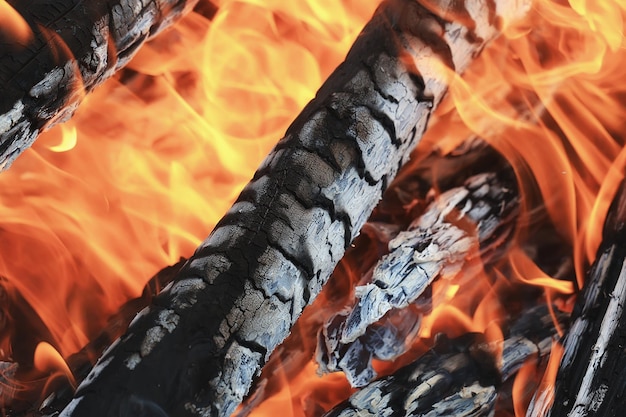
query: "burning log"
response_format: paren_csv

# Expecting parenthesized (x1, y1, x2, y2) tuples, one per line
(0, 0, 201, 170)
(53, 1, 530, 416)
(323, 305, 567, 417)
(529, 178, 626, 417)
(316, 170, 520, 387)
(0, 259, 185, 416)
(34, 259, 186, 416)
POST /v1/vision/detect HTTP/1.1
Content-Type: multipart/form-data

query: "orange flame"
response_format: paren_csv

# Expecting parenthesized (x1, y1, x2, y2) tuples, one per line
(0, 0, 382, 404)
(0, 0, 624, 414)
(33, 342, 75, 387)
(0, 1, 32, 45)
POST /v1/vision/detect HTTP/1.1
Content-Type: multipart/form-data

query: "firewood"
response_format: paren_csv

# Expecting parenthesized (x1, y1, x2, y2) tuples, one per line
(528, 178, 626, 417)
(0, 259, 184, 416)
(29, 259, 186, 417)
(55, 1, 530, 416)
(316, 170, 519, 387)
(0, 0, 199, 170)
(323, 305, 567, 417)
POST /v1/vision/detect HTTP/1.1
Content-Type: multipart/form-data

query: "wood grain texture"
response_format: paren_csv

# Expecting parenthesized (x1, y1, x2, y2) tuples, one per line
(0, 0, 198, 169)
(57, 0, 531, 416)
(529, 179, 626, 417)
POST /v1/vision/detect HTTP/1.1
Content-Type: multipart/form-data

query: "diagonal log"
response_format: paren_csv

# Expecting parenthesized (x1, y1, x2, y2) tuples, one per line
(323, 305, 567, 417)
(33, 259, 187, 417)
(528, 178, 626, 417)
(0, 259, 185, 415)
(0, 0, 201, 170)
(57, 1, 530, 416)
(316, 168, 520, 387)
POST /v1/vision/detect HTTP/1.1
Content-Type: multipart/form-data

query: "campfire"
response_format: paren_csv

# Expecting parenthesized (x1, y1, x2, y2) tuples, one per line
(0, 0, 625, 416)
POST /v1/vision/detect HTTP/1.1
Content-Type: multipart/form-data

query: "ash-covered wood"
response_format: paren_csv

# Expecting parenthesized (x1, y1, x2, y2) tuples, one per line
(345, 172, 519, 342)
(316, 306, 422, 388)
(323, 305, 567, 417)
(55, 1, 530, 416)
(0, 259, 184, 416)
(529, 179, 626, 417)
(316, 171, 519, 387)
(0, 0, 200, 170)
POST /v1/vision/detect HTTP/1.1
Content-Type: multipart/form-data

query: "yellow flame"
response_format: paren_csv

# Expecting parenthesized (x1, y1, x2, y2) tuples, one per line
(0, 1, 32, 44)
(45, 124, 78, 153)
(33, 342, 75, 386)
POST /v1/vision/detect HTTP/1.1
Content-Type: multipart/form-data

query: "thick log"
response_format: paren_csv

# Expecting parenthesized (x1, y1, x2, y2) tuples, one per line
(323, 305, 567, 417)
(316, 170, 519, 387)
(57, 1, 530, 416)
(0, 0, 199, 170)
(528, 178, 626, 417)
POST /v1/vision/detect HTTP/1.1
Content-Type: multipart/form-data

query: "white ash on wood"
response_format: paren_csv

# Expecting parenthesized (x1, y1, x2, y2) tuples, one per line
(528, 179, 626, 417)
(316, 170, 519, 387)
(0, 0, 200, 170)
(323, 305, 567, 417)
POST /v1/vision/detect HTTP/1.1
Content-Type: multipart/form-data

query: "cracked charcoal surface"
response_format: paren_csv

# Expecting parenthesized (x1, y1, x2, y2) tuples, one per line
(0, 0, 198, 170)
(316, 171, 519, 387)
(315, 307, 422, 387)
(323, 305, 567, 417)
(57, 0, 530, 416)
(533, 180, 626, 417)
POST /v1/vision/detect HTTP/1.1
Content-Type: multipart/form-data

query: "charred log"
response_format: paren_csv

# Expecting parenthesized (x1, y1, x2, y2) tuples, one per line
(323, 305, 567, 417)
(529, 178, 626, 417)
(32, 259, 186, 417)
(343, 171, 519, 341)
(55, 1, 530, 416)
(0, 0, 201, 170)
(0, 259, 185, 416)
(316, 170, 519, 387)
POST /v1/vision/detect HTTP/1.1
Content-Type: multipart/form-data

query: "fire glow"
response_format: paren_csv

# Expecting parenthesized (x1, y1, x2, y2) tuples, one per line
(0, 0, 625, 415)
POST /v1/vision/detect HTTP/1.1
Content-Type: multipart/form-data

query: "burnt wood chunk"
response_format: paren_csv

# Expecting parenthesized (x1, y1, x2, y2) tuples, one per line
(56, 0, 530, 416)
(530, 179, 626, 417)
(316, 171, 519, 387)
(0, 0, 198, 170)
(323, 305, 567, 417)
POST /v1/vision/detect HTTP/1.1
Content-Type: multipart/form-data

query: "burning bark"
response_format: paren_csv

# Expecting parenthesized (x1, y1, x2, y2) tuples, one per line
(34, 259, 187, 416)
(0, 258, 185, 415)
(0, 0, 200, 170)
(323, 305, 567, 417)
(52, 0, 530, 416)
(316, 170, 519, 387)
(529, 178, 626, 417)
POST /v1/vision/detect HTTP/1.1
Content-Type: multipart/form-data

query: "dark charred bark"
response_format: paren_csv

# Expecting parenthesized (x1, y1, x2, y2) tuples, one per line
(54, 1, 529, 416)
(530, 178, 626, 417)
(323, 305, 567, 417)
(316, 169, 520, 387)
(1, 259, 185, 416)
(0, 0, 199, 170)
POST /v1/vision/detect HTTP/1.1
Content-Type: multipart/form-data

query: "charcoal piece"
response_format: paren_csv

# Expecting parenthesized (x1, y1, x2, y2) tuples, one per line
(342, 172, 519, 345)
(317, 170, 519, 387)
(530, 179, 626, 417)
(324, 305, 567, 417)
